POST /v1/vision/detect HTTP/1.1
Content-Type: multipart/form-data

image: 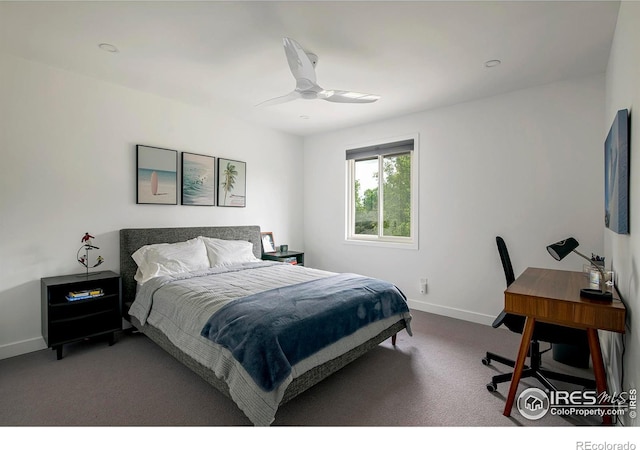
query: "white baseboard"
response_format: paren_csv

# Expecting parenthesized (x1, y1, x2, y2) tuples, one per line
(407, 298, 495, 327)
(0, 336, 46, 360)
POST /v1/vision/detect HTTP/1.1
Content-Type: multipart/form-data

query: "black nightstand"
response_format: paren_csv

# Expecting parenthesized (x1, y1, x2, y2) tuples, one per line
(262, 251, 305, 266)
(41, 270, 122, 360)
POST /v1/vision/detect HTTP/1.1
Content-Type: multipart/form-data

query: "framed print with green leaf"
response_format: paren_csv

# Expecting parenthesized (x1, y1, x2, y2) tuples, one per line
(217, 158, 246, 207)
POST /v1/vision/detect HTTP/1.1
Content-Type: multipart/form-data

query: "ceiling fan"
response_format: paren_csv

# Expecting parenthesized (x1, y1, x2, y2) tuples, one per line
(257, 37, 380, 107)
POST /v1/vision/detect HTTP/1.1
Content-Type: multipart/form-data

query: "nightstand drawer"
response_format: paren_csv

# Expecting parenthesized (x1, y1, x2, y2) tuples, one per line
(48, 294, 119, 321)
(262, 250, 305, 266)
(48, 309, 120, 344)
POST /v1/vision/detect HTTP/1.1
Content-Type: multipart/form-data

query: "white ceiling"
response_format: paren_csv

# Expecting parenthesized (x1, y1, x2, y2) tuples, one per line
(0, 1, 621, 137)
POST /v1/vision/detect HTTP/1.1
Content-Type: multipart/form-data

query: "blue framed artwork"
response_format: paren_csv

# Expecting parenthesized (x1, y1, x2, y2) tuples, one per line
(604, 109, 630, 234)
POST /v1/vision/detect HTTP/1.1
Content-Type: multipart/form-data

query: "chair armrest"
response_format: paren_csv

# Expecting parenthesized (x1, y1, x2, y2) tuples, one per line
(492, 310, 507, 328)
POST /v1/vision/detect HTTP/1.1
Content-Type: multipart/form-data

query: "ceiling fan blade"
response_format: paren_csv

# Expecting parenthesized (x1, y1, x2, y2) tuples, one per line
(283, 37, 317, 84)
(255, 90, 302, 107)
(321, 90, 380, 103)
(258, 38, 379, 107)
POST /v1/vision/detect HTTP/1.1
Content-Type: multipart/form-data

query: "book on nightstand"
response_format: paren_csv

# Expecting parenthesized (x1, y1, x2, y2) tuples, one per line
(66, 288, 104, 301)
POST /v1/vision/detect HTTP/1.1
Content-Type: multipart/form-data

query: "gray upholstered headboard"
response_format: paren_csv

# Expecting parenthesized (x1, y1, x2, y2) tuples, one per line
(119, 225, 262, 312)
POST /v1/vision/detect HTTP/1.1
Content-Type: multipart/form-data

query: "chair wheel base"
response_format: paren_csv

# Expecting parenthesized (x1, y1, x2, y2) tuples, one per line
(481, 357, 491, 366)
(486, 382, 497, 392)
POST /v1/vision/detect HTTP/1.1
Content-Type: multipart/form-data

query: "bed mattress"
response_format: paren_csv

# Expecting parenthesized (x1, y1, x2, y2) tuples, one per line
(128, 261, 412, 425)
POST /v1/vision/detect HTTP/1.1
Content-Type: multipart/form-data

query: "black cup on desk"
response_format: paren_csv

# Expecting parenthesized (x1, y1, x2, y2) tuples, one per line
(279, 244, 288, 253)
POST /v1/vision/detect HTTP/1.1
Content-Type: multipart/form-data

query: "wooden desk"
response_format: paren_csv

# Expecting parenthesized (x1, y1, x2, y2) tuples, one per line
(502, 267, 626, 424)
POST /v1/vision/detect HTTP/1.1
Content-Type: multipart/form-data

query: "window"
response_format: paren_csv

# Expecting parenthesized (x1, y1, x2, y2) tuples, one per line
(346, 136, 418, 247)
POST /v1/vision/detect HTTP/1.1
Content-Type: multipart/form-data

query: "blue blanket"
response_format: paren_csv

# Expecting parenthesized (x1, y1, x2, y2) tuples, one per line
(201, 273, 409, 392)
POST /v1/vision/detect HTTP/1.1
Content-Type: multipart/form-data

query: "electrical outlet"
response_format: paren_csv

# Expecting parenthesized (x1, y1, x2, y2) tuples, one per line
(419, 278, 428, 294)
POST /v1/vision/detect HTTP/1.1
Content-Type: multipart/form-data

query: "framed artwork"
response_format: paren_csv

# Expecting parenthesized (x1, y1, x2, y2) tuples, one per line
(181, 152, 215, 206)
(604, 109, 629, 234)
(217, 158, 246, 207)
(136, 145, 178, 205)
(261, 232, 275, 253)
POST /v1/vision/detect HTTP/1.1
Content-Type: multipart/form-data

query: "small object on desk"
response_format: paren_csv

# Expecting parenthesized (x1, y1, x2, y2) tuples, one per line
(280, 244, 288, 252)
(579, 287, 613, 301)
(586, 266, 615, 286)
(546, 237, 613, 301)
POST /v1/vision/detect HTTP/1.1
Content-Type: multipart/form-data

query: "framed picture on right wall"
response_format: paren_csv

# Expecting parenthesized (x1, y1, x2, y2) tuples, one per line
(604, 108, 630, 234)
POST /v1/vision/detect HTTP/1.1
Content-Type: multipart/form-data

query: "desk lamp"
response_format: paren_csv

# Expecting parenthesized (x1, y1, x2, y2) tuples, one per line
(546, 237, 612, 301)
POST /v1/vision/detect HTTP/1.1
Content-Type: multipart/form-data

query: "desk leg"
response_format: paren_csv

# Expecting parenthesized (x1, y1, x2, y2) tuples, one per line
(587, 328, 612, 426)
(503, 316, 536, 417)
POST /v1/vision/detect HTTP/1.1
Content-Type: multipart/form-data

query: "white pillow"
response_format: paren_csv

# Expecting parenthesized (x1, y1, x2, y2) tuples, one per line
(199, 236, 260, 267)
(132, 238, 209, 284)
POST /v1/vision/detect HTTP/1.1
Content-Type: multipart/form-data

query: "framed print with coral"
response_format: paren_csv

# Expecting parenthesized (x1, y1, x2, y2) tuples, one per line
(604, 109, 630, 234)
(136, 145, 178, 205)
(217, 158, 246, 207)
(181, 152, 215, 206)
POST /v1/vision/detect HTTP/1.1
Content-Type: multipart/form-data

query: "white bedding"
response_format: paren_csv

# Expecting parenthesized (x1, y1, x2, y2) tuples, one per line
(128, 261, 411, 425)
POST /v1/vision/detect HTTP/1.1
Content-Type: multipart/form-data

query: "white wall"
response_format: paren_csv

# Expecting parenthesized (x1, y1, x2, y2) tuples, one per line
(303, 75, 605, 325)
(603, 1, 640, 427)
(0, 54, 304, 359)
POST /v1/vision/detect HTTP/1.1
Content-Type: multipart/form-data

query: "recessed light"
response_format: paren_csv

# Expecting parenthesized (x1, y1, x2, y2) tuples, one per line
(484, 59, 501, 68)
(99, 43, 119, 53)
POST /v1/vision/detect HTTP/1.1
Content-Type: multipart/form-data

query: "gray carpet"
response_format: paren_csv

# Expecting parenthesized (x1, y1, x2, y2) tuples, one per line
(0, 310, 602, 429)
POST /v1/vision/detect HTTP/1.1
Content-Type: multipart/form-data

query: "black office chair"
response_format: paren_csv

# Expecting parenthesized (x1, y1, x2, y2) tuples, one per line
(482, 236, 596, 393)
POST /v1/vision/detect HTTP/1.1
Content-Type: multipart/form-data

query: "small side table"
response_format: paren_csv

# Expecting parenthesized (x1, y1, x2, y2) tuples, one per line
(41, 270, 122, 360)
(262, 250, 305, 266)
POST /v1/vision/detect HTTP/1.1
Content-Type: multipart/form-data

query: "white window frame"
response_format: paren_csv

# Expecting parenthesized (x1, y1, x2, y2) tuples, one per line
(345, 134, 419, 249)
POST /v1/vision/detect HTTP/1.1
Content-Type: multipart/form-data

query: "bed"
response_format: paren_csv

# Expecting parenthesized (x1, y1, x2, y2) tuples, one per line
(120, 225, 412, 426)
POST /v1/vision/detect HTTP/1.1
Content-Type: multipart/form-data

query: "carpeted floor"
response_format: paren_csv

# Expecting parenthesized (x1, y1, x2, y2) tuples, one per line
(0, 309, 604, 429)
